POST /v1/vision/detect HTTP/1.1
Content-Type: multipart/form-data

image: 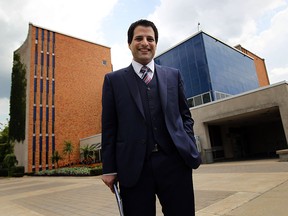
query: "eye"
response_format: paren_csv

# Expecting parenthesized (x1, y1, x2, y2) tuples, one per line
(134, 36, 143, 41)
(147, 37, 155, 42)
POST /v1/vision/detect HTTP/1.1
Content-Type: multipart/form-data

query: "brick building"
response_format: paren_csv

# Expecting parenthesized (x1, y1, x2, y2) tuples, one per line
(235, 44, 270, 87)
(13, 23, 112, 172)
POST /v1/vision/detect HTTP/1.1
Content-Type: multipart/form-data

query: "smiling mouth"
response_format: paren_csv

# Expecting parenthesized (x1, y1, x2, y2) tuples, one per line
(140, 49, 150, 53)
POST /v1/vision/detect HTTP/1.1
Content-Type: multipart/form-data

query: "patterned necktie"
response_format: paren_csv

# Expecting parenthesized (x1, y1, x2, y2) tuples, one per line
(140, 66, 152, 84)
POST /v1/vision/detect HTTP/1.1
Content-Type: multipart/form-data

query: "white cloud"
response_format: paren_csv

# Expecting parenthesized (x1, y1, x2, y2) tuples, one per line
(22, 0, 118, 43)
(269, 67, 288, 83)
(0, 98, 9, 125)
(111, 43, 132, 71)
(231, 4, 288, 83)
(148, 0, 288, 83)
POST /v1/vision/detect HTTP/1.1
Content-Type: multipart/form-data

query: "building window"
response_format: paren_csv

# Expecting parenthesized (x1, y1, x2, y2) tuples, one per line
(34, 93, 36, 104)
(41, 53, 44, 66)
(46, 135, 49, 150)
(194, 95, 202, 106)
(52, 32, 55, 53)
(52, 107, 55, 121)
(33, 106, 36, 121)
(34, 78, 37, 92)
(187, 98, 194, 108)
(41, 29, 44, 51)
(47, 30, 50, 52)
(187, 92, 212, 107)
(33, 135, 36, 152)
(40, 106, 43, 121)
(52, 93, 55, 106)
(52, 121, 55, 134)
(46, 135, 49, 166)
(46, 80, 49, 93)
(52, 55, 55, 68)
(40, 120, 42, 134)
(40, 79, 43, 93)
(46, 54, 50, 67)
(35, 45, 38, 65)
(35, 27, 39, 40)
(102, 60, 107, 65)
(202, 93, 211, 104)
(39, 135, 42, 169)
(52, 136, 55, 152)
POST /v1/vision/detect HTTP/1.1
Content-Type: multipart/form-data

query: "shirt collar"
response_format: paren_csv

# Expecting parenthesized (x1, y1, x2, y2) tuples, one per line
(132, 59, 155, 75)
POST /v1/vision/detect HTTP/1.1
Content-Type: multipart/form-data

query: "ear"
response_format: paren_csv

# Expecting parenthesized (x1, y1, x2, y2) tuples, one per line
(128, 43, 131, 50)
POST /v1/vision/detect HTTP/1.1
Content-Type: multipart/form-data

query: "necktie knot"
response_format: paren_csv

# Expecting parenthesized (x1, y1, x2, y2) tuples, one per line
(140, 66, 152, 84)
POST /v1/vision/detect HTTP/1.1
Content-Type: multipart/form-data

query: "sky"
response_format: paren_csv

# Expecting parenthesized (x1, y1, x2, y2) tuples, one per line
(0, 0, 288, 126)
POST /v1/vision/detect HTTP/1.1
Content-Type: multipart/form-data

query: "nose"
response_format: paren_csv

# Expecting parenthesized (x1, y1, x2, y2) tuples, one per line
(141, 38, 149, 46)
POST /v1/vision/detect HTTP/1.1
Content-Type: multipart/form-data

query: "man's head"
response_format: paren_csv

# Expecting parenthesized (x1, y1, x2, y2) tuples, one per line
(128, 19, 158, 65)
(127, 19, 158, 45)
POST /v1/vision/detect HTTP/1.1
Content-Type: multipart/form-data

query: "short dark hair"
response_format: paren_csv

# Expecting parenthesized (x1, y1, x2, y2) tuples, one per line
(127, 19, 158, 44)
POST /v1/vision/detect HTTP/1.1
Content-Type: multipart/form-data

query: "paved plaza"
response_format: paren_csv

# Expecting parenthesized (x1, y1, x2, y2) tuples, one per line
(1, 159, 288, 216)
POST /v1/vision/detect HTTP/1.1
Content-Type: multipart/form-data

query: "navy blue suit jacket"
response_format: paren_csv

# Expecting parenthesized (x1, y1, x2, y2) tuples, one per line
(101, 64, 201, 187)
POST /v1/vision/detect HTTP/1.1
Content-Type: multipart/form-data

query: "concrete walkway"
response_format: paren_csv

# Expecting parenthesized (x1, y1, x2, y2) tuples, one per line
(0, 159, 288, 216)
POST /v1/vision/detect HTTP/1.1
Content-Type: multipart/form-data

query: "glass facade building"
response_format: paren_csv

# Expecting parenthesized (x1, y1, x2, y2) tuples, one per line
(155, 32, 259, 107)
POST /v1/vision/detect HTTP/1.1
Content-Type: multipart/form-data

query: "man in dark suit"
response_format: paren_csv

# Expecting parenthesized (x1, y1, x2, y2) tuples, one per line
(101, 19, 201, 216)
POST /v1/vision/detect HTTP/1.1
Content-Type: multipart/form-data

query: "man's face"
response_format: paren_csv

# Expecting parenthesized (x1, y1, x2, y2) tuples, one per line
(129, 25, 157, 65)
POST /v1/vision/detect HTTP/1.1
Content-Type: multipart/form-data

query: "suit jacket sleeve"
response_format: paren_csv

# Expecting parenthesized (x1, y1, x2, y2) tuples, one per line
(101, 74, 117, 174)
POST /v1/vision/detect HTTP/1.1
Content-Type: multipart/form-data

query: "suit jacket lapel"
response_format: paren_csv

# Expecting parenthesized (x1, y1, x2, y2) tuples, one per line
(155, 64, 168, 112)
(123, 65, 146, 119)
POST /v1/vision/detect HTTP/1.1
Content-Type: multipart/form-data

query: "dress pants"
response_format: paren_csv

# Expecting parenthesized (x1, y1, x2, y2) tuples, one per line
(120, 149, 195, 216)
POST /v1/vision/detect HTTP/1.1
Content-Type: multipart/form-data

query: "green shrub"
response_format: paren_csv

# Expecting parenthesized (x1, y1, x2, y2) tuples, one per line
(34, 166, 103, 176)
(90, 166, 103, 176)
(11, 166, 25, 177)
(35, 167, 92, 176)
(0, 168, 8, 177)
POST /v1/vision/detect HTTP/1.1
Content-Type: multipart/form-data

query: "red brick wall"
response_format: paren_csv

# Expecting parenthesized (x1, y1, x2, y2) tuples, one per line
(55, 33, 112, 164)
(23, 24, 112, 171)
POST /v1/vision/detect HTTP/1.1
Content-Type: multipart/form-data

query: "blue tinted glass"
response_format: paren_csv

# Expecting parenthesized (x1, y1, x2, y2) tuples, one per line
(33, 136, 36, 151)
(35, 27, 38, 40)
(155, 34, 210, 98)
(52, 107, 55, 121)
(33, 106, 36, 121)
(40, 106, 43, 121)
(46, 136, 49, 150)
(39, 136, 42, 152)
(202, 34, 258, 95)
(52, 136, 55, 152)
(155, 32, 259, 101)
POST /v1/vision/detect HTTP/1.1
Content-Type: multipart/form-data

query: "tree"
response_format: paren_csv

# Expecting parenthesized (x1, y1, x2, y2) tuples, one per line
(80, 144, 96, 164)
(51, 151, 63, 169)
(62, 140, 74, 166)
(9, 53, 27, 142)
(3, 153, 18, 169)
(0, 123, 13, 167)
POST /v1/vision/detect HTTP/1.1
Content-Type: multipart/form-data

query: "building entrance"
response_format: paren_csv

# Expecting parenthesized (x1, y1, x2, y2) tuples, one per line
(208, 107, 286, 161)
